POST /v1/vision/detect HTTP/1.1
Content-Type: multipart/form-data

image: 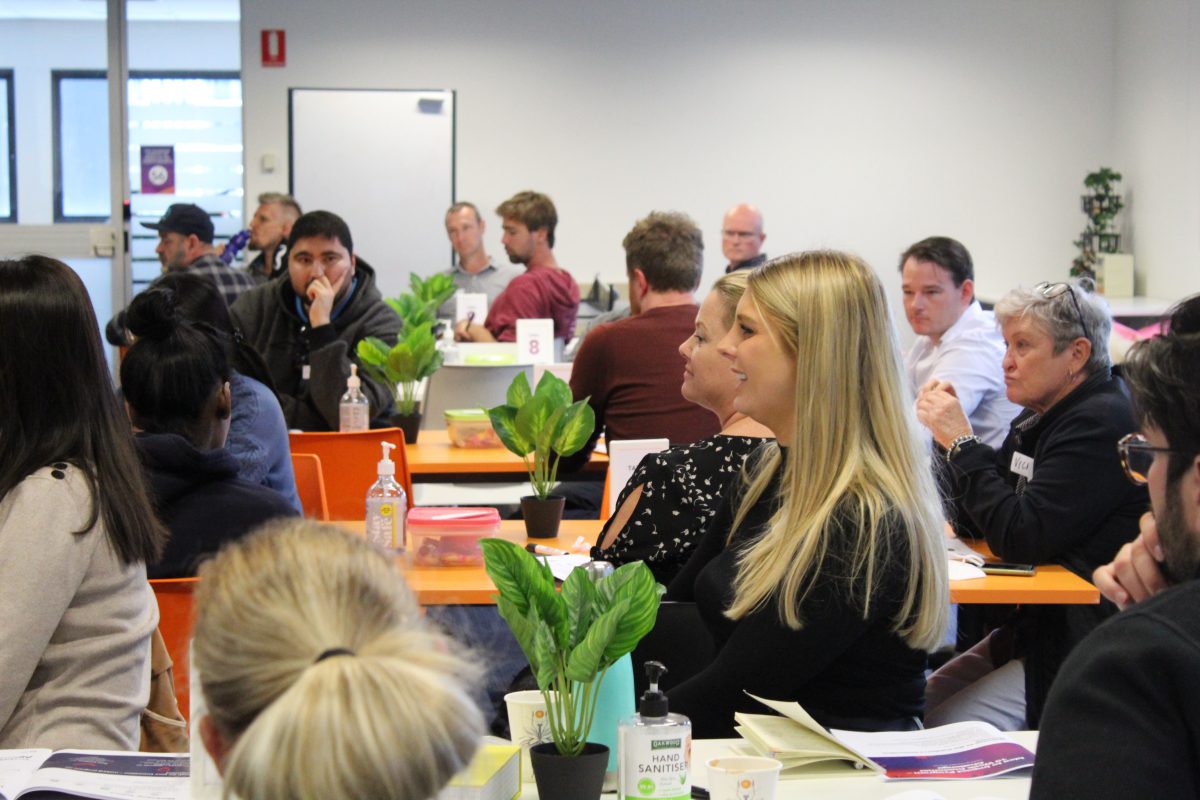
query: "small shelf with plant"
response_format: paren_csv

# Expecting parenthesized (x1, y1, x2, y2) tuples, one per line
(1071, 166, 1124, 280)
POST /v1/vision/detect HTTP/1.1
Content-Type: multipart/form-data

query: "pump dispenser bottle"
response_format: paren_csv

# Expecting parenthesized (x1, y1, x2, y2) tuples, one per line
(617, 661, 691, 800)
(339, 364, 369, 432)
(366, 441, 406, 551)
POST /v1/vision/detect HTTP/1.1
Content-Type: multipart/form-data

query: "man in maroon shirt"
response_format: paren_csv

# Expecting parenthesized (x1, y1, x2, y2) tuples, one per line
(558, 212, 721, 485)
(453, 190, 579, 343)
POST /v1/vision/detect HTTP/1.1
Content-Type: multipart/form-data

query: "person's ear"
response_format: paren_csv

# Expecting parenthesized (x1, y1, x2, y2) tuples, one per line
(281, 219, 294, 238)
(629, 268, 649, 298)
(960, 278, 975, 305)
(199, 715, 230, 775)
(1070, 336, 1092, 373)
(216, 381, 232, 421)
(349, 253, 357, 276)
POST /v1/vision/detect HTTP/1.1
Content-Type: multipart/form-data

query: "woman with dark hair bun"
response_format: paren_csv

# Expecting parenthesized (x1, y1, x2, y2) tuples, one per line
(122, 284, 297, 578)
(145, 272, 299, 511)
(0, 255, 166, 749)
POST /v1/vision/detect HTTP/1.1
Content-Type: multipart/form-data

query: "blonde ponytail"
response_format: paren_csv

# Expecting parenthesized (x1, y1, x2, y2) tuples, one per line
(193, 520, 484, 799)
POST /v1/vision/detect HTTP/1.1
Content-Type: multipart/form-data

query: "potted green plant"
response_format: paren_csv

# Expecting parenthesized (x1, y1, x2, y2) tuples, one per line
(481, 537, 662, 800)
(487, 372, 596, 538)
(356, 321, 442, 444)
(1071, 166, 1124, 279)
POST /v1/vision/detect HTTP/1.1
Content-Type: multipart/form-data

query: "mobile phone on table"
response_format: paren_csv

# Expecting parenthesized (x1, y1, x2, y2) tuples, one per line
(981, 561, 1037, 576)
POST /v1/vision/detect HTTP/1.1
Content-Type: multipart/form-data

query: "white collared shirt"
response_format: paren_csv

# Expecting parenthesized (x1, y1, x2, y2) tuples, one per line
(905, 301, 1021, 449)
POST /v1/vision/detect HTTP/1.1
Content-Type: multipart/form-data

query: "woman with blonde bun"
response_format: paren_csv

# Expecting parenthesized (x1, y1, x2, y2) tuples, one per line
(666, 251, 949, 738)
(194, 520, 484, 800)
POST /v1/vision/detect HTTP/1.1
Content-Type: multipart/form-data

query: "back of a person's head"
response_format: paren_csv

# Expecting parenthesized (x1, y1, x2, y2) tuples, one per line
(0, 255, 164, 564)
(287, 210, 353, 255)
(623, 211, 703, 293)
(150, 272, 234, 335)
(194, 520, 484, 800)
(121, 285, 230, 440)
(1125, 293, 1200, 479)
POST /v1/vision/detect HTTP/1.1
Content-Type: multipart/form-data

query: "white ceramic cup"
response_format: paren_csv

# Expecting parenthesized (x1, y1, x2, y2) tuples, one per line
(707, 756, 783, 800)
(505, 689, 554, 782)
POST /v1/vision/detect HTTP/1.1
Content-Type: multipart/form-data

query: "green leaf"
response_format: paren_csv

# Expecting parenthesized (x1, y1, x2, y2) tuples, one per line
(496, 595, 540, 672)
(561, 568, 599, 650)
(551, 399, 596, 457)
(517, 392, 558, 449)
(506, 372, 533, 407)
(565, 598, 626, 682)
(532, 619, 560, 692)
(598, 563, 662, 662)
(487, 406, 533, 456)
(481, 538, 535, 615)
(536, 371, 573, 408)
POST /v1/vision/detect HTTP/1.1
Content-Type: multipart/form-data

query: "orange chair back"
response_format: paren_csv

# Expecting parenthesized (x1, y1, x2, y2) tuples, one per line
(288, 428, 414, 520)
(149, 577, 199, 720)
(290, 452, 330, 521)
(599, 467, 612, 521)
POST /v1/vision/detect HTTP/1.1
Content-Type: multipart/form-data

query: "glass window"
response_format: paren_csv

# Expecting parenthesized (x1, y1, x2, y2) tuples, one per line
(53, 70, 110, 221)
(1, 69, 16, 222)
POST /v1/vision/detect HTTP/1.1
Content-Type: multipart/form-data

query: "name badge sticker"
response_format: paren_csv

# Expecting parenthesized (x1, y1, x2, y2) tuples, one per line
(1010, 451, 1035, 481)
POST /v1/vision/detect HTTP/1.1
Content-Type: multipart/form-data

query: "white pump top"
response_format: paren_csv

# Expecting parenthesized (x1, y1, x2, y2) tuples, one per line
(347, 363, 361, 391)
(377, 441, 396, 477)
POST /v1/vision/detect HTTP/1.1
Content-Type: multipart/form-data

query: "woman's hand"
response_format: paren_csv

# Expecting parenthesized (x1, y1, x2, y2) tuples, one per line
(1093, 512, 1168, 610)
(915, 379, 974, 449)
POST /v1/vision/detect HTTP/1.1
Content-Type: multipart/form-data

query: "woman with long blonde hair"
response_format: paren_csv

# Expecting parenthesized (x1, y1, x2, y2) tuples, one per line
(194, 520, 484, 799)
(665, 251, 949, 737)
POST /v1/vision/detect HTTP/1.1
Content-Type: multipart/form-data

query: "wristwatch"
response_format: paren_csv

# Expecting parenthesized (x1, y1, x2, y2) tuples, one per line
(946, 433, 981, 462)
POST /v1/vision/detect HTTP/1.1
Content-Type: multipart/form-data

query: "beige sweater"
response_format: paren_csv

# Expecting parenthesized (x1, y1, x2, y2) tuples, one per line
(0, 464, 157, 749)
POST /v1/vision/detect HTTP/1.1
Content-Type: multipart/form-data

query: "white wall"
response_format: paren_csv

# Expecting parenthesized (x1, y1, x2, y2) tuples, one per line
(1113, 0, 1200, 302)
(0, 18, 239, 225)
(241, 0, 1124, 321)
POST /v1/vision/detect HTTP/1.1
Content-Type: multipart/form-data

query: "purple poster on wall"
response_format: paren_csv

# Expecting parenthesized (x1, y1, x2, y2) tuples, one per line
(140, 145, 175, 194)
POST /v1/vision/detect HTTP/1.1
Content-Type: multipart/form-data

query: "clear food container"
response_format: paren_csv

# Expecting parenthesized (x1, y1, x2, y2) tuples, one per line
(407, 507, 501, 566)
(445, 408, 503, 448)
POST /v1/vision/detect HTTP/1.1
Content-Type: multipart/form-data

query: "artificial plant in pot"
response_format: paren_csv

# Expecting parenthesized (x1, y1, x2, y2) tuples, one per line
(487, 372, 596, 538)
(481, 537, 662, 800)
(356, 321, 442, 444)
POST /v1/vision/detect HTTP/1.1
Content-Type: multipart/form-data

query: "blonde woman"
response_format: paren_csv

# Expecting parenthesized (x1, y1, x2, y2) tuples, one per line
(665, 251, 949, 737)
(194, 520, 484, 799)
(594, 270, 773, 583)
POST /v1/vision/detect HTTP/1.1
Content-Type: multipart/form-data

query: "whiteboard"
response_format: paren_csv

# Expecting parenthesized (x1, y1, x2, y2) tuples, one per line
(289, 88, 455, 299)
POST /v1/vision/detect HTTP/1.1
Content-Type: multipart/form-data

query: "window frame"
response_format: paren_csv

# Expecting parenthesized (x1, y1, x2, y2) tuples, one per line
(52, 69, 241, 223)
(0, 69, 15, 223)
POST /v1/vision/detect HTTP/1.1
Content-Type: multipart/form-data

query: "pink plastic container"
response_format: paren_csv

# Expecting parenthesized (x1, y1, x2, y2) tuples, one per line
(407, 507, 501, 566)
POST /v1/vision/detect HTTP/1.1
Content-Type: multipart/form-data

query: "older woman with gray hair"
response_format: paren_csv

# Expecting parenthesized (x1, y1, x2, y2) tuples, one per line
(916, 281, 1147, 731)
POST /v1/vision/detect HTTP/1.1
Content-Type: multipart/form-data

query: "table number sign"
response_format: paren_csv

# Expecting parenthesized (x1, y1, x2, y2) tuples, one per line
(517, 318, 555, 364)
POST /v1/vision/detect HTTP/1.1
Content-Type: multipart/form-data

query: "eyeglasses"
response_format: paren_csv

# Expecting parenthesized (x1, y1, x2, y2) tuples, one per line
(1034, 281, 1085, 334)
(722, 229, 759, 240)
(1117, 432, 1191, 485)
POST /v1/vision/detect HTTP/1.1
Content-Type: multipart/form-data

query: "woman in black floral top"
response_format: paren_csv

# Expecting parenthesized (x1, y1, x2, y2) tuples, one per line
(593, 271, 772, 583)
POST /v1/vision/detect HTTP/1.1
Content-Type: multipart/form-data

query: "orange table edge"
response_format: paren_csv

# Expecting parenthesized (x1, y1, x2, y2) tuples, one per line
(406, 430, 607, 479)
(339, 519, 1099, 607)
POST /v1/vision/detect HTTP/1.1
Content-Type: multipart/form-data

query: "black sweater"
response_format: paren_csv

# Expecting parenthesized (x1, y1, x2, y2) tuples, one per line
(946, 368, 1147, 726)
(665, 452, 928, 737)
(138, 432, 298, 578)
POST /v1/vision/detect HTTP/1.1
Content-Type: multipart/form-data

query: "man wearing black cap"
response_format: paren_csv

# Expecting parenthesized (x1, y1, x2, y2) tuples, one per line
(141, 202, 256, 307)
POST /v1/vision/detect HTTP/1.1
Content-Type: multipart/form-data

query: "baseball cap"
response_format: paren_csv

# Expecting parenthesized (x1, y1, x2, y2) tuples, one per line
(141, 203, 215, 243)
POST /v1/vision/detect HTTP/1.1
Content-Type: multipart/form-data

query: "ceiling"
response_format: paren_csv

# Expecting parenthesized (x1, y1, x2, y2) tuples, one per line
(0, 0, 239, 22)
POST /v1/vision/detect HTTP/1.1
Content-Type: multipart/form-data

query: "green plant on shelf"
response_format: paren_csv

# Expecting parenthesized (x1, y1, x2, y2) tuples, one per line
(1071, 166, 1124, 279)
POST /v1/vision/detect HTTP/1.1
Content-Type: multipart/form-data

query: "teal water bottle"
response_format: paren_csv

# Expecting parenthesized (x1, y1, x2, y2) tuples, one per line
(580, 560, 637, 790)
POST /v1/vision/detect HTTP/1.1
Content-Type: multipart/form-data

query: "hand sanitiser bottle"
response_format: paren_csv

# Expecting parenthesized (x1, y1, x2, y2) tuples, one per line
(618, 661, 691, 800)
(339, 364, 370, 432)
(366, 442, 406, 552)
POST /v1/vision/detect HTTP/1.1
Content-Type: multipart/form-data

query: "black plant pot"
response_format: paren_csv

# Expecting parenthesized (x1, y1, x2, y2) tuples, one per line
(529, 742, 609, 800)
(521, 495, 566, 539)
(389, 411, 421, 445)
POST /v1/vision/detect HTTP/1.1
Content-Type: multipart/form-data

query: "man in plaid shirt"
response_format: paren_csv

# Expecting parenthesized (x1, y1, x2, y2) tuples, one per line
(140, 203, 257, 307)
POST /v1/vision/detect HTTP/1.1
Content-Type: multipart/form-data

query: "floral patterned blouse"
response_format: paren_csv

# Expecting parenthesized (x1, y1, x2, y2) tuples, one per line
(591, 435, 769, 585)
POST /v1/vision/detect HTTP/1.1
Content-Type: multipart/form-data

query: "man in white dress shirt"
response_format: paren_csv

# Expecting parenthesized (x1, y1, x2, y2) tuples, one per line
(900, 236, 1019, 448)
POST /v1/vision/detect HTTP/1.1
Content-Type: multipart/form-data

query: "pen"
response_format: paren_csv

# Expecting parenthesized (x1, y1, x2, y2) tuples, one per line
(526, 543, 570, 556)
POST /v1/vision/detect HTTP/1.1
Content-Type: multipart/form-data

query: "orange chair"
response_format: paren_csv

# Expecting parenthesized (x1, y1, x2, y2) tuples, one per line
(290, 452, 330, 521)
(288, 428, 414, 520)
(149, 577, 199, 720)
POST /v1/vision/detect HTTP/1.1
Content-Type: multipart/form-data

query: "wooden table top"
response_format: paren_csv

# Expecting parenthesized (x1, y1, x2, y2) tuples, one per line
(338, 519, 1099, 607)
(406, 430, 607, 478)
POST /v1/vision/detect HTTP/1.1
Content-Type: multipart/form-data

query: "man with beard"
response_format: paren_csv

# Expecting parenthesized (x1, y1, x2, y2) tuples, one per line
(453, 190, 579, 343)
(1031, 294, 1200, 799)
(244, 192, 301, 283)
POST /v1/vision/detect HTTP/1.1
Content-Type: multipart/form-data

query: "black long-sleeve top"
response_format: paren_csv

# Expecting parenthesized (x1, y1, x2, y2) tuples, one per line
(945, 368, 1147, 726)
(664, 451, 927, 738)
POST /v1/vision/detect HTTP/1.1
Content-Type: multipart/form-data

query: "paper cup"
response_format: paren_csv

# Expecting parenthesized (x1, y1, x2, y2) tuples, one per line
(505, 690, 554, 781)
(707, 756, 782, 800)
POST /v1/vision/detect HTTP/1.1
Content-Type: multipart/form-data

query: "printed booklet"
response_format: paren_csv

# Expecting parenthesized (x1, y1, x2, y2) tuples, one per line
(0, 749, 188, 800)
(735, 694, 1034, 780)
